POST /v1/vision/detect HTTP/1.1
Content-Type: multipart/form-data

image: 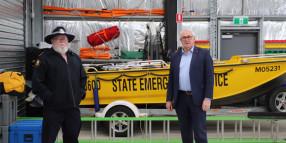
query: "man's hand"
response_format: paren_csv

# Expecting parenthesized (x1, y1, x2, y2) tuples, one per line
(202, 98, 211, 111)
(81, 94, 86, 100)
(166, 101, 173, 112)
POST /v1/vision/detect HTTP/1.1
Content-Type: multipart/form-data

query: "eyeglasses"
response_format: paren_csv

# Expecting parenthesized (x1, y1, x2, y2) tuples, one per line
(180, 35, 194, 40)
(53, 37, 68, 41)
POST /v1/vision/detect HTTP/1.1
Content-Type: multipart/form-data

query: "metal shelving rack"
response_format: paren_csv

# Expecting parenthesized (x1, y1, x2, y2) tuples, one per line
(38, 0, 286, 62)
(44, 15, 164, 21)
(209, 0, 218, 59)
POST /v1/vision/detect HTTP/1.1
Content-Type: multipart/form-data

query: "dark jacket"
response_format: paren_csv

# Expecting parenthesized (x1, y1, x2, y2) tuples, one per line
(166, 46, 214, 107)
(32, 48, 87, 110)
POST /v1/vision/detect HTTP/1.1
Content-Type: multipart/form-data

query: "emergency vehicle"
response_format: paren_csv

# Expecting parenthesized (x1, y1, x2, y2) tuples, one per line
(81, 54, 286, 136)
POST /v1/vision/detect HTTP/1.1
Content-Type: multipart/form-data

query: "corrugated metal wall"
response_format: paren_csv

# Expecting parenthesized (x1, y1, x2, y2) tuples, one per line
(0, 0, 25, 116)
(0, 0, 25, 72)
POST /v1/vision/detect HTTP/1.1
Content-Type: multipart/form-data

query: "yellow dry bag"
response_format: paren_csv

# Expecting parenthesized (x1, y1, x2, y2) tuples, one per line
(0, 71, 25, 95)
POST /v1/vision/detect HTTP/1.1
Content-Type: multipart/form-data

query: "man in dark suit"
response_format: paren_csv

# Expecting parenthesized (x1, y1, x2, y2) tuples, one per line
(166, 29, 214, 143)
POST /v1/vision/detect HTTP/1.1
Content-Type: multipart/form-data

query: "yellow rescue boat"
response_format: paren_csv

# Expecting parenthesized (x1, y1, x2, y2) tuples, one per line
(82, 60, 169, 105)
(82, 54, 286, 112)
(213, 54, 286, 107)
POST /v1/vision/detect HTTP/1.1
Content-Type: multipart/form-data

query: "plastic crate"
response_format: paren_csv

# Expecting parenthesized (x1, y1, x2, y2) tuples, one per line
(0, 94, 17, 126)
(9, 120, 43, 143)
(0, 125, 9, 143)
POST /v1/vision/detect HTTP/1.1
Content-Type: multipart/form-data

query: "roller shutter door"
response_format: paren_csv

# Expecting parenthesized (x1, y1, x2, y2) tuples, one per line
(0, 0, 25, 116)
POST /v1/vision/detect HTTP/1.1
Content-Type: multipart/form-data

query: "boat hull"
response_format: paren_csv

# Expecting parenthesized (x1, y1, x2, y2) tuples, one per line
(81, 55, 286, 106)
(213, 60, 286, 105)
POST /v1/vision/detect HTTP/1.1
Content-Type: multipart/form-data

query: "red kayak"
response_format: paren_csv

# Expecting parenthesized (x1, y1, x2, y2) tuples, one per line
(87, 26, 120, 46)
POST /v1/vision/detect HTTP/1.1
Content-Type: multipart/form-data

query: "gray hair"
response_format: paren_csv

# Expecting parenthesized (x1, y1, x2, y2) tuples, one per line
(180, 29, 196, 37)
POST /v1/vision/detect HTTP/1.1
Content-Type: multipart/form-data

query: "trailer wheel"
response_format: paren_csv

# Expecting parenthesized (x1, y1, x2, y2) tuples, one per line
(269, 86, 286, 112)
(105, 106, 136, 137)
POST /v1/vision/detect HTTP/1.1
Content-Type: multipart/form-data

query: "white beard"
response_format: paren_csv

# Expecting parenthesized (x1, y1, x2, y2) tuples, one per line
(53, 43, 69, 54)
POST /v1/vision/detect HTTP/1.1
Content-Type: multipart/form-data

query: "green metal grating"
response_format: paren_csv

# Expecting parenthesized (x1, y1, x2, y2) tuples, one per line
(17, 116, 285, 121)
(55, 139, 286, 143)
(17, 117, 286, 143)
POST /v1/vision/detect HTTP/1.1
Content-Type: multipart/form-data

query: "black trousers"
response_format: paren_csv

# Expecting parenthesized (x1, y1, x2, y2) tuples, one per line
(42, 108, 81, 143)
(175, 92, 207, 143)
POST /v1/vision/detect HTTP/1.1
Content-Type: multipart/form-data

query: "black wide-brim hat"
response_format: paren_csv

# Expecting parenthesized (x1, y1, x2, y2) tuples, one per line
(44, 26, 75, 44)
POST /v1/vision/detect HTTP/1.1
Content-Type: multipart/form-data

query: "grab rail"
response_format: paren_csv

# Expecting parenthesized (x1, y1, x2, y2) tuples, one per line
(240, 54, 286, 59)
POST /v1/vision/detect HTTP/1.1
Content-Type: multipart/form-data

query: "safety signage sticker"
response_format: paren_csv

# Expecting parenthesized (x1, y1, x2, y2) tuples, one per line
(176, 13, 183, 23)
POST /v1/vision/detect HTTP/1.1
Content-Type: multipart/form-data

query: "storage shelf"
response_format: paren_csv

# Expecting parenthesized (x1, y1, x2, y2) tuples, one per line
(44, 14, 286, 21)
(44, 15, 164, 21)
(82, 59, 142, 64)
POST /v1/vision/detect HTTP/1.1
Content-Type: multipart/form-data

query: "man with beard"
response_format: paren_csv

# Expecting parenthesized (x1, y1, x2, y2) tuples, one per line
(32, 26, 87, 143)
